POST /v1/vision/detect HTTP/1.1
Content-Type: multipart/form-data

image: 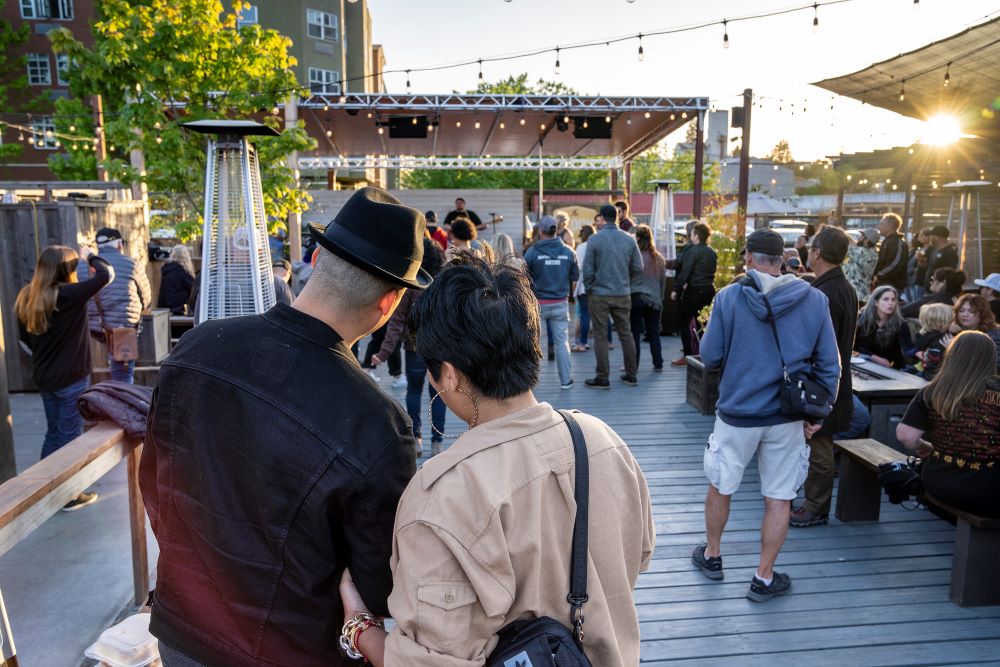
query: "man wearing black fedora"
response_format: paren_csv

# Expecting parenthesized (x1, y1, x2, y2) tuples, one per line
(141, 187, 429, 667)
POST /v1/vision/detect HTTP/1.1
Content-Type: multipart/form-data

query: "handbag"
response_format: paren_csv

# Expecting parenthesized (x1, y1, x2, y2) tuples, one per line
(877, 457, 924, 504)
(752, 283, 833, 421)
(485, 410, 593, 667)
(94, 294, 139, 362)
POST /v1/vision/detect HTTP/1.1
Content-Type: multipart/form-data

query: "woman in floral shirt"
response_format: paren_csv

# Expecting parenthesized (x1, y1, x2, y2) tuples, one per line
(844, 229, 878, 303)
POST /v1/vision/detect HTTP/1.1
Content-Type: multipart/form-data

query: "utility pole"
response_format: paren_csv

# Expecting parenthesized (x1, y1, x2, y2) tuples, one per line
(737, 88, 753, 229)
(284, 94, 302, 261)
(693, 110, 705, 219)
(92, 94, 109, 182)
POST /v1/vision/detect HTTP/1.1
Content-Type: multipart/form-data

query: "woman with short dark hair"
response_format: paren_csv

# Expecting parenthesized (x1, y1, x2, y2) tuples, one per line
(337, 255, 653, 666)
(900, 266, 965, 318)
(897, 330, 1000, 518)
(446, 217, 478, 260)
(671, 220, 717, 365)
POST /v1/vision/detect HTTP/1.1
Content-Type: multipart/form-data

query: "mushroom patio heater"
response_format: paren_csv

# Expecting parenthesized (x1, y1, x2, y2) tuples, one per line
(183, 120, 279, 322)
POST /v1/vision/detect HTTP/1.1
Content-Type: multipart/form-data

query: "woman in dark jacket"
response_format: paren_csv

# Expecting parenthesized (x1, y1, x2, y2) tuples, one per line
(854, 285, 915, 369)
(900, 266, 965, 318)
(16, 245, 113, 510)
(671, 221, 717, 365)
(157, 245, 195, 315)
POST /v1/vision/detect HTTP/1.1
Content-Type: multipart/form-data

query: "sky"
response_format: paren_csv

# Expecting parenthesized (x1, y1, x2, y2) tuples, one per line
(368, 0, 1000, 161)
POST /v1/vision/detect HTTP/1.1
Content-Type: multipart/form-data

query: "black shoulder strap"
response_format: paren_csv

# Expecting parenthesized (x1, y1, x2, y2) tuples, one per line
(744, 275, 790, 380)
(557, 409, 589, 643)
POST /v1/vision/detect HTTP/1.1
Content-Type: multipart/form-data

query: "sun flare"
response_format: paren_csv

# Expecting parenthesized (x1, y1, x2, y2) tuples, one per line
(921, 115, 963, 146)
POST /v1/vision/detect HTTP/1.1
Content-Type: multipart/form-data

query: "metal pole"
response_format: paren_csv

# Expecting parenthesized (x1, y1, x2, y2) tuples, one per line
(284, 94, 301, 263)
(737, 88, 753, 229)
(198, 140, 217, 323)
(537, 143, 544, 219)
(242, 139, 266, 315)
(901, 183, 912, 236)
(624, 160, 632, 202)
(693, 110, 705, 219)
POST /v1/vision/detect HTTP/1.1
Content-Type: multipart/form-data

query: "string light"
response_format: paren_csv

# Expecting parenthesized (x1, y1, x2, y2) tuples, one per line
(405, 70, 411, 94)
(377, 126, 384, 134)
(325, 129, 332, 137)
(944, 62, 951, 87)
(519, 117, 526, 126)
(478, 59, 483, 82)
(899, 80, 905, 102)
(474, 120, 481, 129)
(69, 125, 76, 132)
(637, 34, 644, 61)
(722, 19, 729, 49)
(644, 111, 651, 119)
(812, 3, 819, 32)
(456, 120, 462, 127)
(323, 103, 329, 111)
(499, 121, 505, 129)
(554, 47, 560, 75)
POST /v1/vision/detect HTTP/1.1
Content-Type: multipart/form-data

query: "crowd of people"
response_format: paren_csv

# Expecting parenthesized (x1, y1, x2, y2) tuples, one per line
(10, 185, 1000, 664)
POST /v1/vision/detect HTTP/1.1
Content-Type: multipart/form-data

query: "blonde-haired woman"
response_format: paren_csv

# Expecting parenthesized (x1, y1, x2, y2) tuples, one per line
(897, 330, 1000, 518)
(158, 245, 195, 315)
(492, 232, 524, 269)
(16, 246, 113, 509)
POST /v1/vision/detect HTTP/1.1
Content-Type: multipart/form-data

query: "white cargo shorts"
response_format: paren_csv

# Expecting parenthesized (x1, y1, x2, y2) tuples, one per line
(703, 417, 811, 500)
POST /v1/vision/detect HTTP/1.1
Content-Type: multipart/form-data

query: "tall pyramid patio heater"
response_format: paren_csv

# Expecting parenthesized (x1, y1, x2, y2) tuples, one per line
(183, 120, 279, 322)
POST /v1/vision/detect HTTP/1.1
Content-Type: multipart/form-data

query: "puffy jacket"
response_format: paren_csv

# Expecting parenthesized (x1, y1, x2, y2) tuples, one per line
(700, 270, 841, 427)
(80, 246, 152, 331)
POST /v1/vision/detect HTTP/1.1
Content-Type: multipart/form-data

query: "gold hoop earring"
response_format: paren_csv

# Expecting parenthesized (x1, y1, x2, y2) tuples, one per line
(428, 387, 479, 439)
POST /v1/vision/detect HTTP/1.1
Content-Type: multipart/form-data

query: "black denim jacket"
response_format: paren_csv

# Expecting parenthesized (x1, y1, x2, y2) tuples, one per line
(141, 303, 416, 666)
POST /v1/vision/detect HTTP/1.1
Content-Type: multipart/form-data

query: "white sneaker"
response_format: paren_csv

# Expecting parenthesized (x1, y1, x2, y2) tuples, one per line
(391, 376, 407, 388)
(365, 369, 380, 382)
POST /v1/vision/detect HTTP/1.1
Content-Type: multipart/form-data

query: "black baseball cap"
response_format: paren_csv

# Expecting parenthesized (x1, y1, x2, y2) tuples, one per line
(95, 227, 122, 243)
(741, 228, 784, 256)
(424, 210, 437, 222)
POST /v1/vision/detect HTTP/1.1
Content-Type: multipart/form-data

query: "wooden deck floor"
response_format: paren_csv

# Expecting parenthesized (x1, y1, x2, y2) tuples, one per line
(488, 341, 1000, 666)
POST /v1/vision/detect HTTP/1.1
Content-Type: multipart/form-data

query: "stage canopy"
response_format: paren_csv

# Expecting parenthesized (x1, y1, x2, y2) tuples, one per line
(294, 92, 709, 171)
(812, 16, 1000, 140)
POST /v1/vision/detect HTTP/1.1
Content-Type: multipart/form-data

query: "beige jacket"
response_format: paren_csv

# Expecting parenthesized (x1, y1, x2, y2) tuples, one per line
(383, 402, 654, 665)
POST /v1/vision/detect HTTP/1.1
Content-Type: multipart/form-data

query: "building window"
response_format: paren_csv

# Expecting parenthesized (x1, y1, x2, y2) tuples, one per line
(27, 53, 51, 85)
(306, 9, 337, 41)
(56, 54, 70, 86)
(308, 68, 340, 95)
(31, 118, 57, 150)
(237, 4, 258, 28)
(20, 0, 74, 19)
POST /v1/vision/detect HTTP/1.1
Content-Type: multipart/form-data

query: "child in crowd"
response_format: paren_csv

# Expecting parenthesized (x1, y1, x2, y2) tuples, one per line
(914, 303, 953, 380)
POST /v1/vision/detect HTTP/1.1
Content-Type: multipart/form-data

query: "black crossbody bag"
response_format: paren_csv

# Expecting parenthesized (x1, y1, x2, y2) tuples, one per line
(485, 410, 593, 667)
(742, 277, 833, 421)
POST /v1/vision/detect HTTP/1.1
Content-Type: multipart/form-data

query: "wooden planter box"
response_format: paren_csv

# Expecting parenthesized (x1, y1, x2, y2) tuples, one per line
(685, 355, 720, 416)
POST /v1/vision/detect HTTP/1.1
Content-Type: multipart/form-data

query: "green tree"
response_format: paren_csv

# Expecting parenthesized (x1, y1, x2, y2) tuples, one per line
(0, 1, 30, 160)
(767, 139, 794, 164)
(49, 0, 315, 239)
(628, 145, 720, 193)
(403, 74, 602, 190)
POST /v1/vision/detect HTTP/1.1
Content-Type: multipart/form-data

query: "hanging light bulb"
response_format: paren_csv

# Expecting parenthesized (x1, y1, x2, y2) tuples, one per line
(944, 62, 951, 87)
(405, 70, 411, 94)
(520, 117, 526, 126)
(540, 123, 546, 130)
(644, 111, 651, 119)
(670, 113, 676, 121)
(17, 131, 24, 141)
(377, 126, 384, 135)
(899, 80, 906, 102)
(605, 115, 611, 123)
(499, 121, 505, 129)
(637, 34, 644, 61)
(153, 121, 161, 129)
(681, 111, 688, 119)
(325, 129, 332, 137)
(474, 120, 481, 129)
(323, 103, 329, 111)
(155, 136, 163, 144)
(109, 145, 116, 152)
(582, 119, 588, 129)
(478, 59, 483, 82)
(412, 117, 418, 125)
(271, 106, 280, 115)
(554, 47, 560, 75)
(722, 19, 729, 49)
(913, 0, 919, 9)
(812, 3, 819, 33)
(69, 124, 76, 132)
(456, 121, 462, 127)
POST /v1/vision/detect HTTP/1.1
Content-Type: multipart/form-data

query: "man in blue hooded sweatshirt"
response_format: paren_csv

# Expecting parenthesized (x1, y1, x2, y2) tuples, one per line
(691, 228, 840, 602)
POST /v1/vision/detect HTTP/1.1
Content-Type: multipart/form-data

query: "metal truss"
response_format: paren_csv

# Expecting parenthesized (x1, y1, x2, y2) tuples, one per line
(297, 155, 623, 171)
(299, 93, 709, 113)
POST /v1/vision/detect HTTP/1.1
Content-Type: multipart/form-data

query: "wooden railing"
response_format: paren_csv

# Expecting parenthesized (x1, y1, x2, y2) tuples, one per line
(0, 423, 148, 666)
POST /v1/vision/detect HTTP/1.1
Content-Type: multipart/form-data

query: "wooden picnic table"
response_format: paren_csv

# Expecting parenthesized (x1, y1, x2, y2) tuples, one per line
(849, 360, 927, 451)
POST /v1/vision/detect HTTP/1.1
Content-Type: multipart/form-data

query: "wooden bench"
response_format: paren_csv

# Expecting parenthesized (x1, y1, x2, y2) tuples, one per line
(834, 438, 1000, 607)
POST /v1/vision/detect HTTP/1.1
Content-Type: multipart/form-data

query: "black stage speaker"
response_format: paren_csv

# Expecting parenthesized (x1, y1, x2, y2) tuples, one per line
(388, 116, 428, 138)
(572, 116, 612, 139)
(731, 106, 745, 128)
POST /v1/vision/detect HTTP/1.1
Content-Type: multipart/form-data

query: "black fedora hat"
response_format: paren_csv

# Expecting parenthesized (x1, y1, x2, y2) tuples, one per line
(308, 187, 431, 289)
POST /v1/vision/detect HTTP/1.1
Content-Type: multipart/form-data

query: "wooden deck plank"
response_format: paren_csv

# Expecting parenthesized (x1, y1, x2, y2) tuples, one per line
(519, 344, 1000, 663)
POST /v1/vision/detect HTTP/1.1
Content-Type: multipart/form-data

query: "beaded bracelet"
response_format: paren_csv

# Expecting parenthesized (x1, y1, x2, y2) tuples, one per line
(339, 612, 385, 661)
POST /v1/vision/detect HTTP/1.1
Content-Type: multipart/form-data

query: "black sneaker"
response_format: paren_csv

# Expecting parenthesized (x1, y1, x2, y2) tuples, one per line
(620, 374, 638, 386)
(747, 571, 792, 602)
(692, 545, 724, 580)
(560, 379, 575, 390)
(62, 491, 99, 512)
(547, 347, 555, 361)
(584, 377, 610, 389)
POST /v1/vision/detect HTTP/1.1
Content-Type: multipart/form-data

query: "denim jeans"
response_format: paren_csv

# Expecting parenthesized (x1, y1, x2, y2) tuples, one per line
(40, 376, 89, 459)
(630, 299, 663, 369)
(539, 301, 572, 384)
(576, 294, 612, 347)
(158, 642, 207, 667)
(109, 356, 136, 384)
(835, 395, 871, 439)
(406, 351, 445, 443)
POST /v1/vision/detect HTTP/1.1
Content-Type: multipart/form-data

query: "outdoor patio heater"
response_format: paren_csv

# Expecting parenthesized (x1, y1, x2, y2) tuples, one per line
(182, 120, 279, 321)
(649, 179, 679, 267)
(942, 180, 989, 281)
